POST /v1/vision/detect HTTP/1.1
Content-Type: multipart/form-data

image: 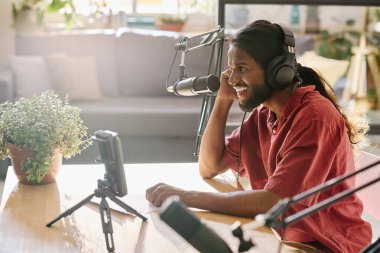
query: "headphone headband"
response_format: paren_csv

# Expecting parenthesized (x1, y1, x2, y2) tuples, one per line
(277, 23, 295, 47)
(266, 23, 296, 90)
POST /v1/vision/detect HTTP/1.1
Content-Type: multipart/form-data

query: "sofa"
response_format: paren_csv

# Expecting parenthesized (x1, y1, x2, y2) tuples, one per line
(0, 28, 246, 169)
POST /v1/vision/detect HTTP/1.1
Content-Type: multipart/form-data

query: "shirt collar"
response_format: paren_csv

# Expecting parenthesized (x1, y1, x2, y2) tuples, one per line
(265, 85, 316, 124)
(281, 85, 316, 120)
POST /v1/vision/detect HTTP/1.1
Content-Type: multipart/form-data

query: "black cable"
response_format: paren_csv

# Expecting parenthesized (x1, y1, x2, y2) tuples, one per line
(165, 50, 179, 90)
(237, 111, 247, 182)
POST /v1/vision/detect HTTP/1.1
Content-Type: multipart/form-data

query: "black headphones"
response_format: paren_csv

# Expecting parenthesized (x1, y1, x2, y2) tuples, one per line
(266, 23, 296, 90)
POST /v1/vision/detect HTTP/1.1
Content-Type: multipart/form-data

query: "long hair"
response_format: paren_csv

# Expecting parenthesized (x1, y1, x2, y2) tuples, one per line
(230, 20, 368, 145)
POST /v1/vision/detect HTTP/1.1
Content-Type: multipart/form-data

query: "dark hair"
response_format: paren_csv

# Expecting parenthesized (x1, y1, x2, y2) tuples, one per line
(230, 20, 366, 145)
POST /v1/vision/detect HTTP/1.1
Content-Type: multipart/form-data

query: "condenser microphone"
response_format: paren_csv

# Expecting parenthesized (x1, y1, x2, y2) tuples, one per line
(167, 74, 220, 96)
(159, 196, 233, 253)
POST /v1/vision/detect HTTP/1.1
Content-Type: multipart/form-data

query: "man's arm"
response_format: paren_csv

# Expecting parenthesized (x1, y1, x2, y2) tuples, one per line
(146, 183, 281, 217)
(198, 70, 237, 178)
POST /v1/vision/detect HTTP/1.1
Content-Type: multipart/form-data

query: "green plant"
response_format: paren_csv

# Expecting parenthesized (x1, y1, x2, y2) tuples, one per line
(316, 8, 380, 61)
(12, 0, 75, 30)
(158, 14, 187, 24)
(0, 90, 92, 182)
(12, 0, 48, 26)
(316, 19, 360, 60)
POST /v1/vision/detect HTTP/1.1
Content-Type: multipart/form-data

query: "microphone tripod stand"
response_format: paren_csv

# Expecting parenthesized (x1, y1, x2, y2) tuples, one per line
(46, 177, 147, 252)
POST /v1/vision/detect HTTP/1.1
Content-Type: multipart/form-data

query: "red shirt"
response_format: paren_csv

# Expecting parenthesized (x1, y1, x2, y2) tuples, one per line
(223, 85, 372, 253)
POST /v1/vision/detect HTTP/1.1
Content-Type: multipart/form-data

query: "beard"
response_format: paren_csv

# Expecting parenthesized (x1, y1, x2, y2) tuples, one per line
(239, 82, 274, 112)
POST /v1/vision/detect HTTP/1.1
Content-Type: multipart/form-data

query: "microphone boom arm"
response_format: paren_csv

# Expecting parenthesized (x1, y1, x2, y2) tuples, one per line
(283, 175, 380, 227)
(234, 159, 380, 252)
(244, 160, 380, 231)
(165, 26, 225, 157)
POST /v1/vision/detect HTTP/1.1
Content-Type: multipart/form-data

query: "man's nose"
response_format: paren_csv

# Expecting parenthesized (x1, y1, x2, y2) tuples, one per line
(228, 72, 238, 85)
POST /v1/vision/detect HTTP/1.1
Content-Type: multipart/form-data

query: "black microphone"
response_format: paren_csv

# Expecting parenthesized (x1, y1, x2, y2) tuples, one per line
(159, 196, 233, 253)
(167, 74, 220, 96)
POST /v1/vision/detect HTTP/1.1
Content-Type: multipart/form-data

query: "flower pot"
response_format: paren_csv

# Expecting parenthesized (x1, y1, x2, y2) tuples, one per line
(159, 22, 185, 32)
(6, 143, 62, 185)
(13, 9, 42, 34)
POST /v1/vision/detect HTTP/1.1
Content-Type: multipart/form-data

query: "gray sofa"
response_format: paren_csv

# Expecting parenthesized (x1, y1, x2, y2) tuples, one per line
(0, 28, 245, 168)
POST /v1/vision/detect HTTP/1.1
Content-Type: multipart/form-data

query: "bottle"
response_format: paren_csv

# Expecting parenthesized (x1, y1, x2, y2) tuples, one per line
(305, 5, 320, 34)
(290, 5, 300, 33)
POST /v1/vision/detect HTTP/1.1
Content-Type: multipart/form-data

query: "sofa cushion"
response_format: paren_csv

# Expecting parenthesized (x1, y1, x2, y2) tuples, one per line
(9, 55, 52, 99)
(16, 33, 119, 97)
(115, 29, 213, 97)
(45, 54, 102, 101)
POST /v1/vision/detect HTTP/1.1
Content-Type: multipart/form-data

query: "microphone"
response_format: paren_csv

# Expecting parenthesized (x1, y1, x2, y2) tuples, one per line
(160, 196, 233, 253)
(167, 75, 220, 96)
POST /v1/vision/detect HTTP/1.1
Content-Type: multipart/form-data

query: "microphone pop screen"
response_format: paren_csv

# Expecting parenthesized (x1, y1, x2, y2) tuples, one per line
(159, 196, 232, 253)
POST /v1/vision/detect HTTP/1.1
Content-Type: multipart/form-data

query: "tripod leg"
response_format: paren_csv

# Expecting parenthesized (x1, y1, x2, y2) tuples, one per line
(99, 197, 115, 252)
(108, 195, 148, 221)
(46, 193, 95, 227)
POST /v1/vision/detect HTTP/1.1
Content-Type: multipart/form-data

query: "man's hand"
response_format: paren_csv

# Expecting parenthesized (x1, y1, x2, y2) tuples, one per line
(146, 183, 187, 207)
(218, 69, 237, 102)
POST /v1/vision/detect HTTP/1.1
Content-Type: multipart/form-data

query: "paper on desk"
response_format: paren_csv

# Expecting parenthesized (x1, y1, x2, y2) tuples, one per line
(214, 169, 251, 191)
(204, 219, 286, 253)
(150, 212, 200, 253)
(270, 229, 324, 253)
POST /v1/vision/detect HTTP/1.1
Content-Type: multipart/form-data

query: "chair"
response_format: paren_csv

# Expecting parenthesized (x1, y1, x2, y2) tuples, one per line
(356, 151, 380, 242)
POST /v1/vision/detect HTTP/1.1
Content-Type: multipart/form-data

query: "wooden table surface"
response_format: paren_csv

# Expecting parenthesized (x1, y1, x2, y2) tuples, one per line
(0, 163, 286, 253)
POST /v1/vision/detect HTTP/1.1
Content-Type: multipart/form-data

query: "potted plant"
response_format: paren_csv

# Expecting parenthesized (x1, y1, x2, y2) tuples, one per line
(157, 14, 187, 32)
(0, 90, 92, 184)
(12, 0, 75, 31)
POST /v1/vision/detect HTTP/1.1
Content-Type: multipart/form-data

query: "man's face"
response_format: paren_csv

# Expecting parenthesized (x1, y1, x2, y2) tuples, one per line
(227, 45, 273, 112)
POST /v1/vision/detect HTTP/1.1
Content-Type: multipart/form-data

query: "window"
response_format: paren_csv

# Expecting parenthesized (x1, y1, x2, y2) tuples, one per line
(72, 0, 212, 15)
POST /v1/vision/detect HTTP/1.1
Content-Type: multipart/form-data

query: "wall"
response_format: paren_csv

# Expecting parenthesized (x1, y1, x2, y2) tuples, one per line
(0, 0, 14, 69)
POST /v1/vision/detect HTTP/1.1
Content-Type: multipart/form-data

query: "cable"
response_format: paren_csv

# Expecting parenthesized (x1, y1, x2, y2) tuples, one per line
(236, 111, 247, 184)
(165, 50, 179, 90)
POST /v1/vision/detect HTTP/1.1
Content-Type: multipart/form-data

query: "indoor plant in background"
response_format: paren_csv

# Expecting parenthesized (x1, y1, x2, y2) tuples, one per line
(12, 0, 49, 32)
(12, 0, 76, 31)
(157, 14, 187, 32)
(0, 90, 92, 184)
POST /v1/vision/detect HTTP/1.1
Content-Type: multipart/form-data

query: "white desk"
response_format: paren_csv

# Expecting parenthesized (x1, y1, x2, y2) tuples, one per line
(0, 163, 286, 253)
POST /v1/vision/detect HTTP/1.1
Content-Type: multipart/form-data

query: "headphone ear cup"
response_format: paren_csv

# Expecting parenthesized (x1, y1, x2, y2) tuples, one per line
(266, 56, 295, 90)
(266, 56, 284, 89)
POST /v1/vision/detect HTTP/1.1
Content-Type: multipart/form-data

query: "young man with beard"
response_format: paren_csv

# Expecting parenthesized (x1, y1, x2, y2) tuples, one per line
(146, 20, 372, 252)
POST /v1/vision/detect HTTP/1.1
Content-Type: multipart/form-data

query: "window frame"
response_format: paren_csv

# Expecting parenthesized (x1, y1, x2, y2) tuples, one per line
(218, 0, 380, 27)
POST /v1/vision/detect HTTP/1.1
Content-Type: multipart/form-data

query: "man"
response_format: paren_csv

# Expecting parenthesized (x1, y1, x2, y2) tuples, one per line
(146, 20, 372, 252)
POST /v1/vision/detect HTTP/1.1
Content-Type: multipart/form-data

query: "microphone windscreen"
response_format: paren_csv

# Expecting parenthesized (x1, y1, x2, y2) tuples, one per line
(193, 75, 220, 93)
(160, 197, 202, 240)
(160, 196, 233, 253)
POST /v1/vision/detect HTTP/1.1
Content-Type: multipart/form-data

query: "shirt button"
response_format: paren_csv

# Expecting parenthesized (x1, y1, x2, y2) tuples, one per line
(273, 129, 276, 134)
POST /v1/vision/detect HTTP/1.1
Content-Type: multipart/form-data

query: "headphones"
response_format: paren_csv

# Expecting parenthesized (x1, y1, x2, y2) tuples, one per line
(266, 23, 296, 90)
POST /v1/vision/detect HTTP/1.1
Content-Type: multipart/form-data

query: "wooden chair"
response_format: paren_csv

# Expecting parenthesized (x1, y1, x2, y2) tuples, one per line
(356, 151, 380, 243)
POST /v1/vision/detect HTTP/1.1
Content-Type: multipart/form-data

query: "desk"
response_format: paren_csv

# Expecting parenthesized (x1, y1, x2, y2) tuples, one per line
(0, 163, 285, 253)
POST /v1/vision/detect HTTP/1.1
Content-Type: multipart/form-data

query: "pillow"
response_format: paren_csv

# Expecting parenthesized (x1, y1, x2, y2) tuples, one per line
(45, 55, 102, 101)
(298, 51, 350, 86)
(9, 55, 52, 99)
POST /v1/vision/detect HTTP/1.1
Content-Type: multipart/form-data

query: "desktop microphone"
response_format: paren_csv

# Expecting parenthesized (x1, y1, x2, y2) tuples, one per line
(167, 74, 220, 96)
(160, 196, 233, 253)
